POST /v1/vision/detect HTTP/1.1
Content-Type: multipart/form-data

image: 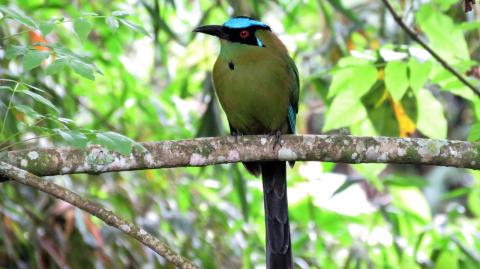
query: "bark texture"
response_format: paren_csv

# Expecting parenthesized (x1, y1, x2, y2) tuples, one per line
(0, 161, 200, 269)
(1, 135, 479, 177)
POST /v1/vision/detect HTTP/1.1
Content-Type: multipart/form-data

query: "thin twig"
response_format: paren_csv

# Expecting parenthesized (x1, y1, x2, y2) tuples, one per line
(0, 161, 200, 269)
(381, 0, 480, 97)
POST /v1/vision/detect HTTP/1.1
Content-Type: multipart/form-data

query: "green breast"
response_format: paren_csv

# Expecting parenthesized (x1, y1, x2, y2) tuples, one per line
(213, 42, 293, 134)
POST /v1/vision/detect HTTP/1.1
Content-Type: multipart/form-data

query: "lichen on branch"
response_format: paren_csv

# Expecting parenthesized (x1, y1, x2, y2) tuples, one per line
(0, 161, 200, 269)
(1, 135, 479, 177)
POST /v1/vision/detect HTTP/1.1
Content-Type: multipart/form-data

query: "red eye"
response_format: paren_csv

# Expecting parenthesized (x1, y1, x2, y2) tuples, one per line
(239, 30, 249, 38)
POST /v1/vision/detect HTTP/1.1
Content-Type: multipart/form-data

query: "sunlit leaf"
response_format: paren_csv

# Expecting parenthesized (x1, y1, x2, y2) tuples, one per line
(23, 50, 49, 71)
(391, 187, 431, 222)
(416, 4, 469, 61)
(328, 64, 377, 98)
(408, 59, 431, 95)
(385, 61, 409, 100)
(468, 123, 480, 141)
(435, 251, 458, 269)
(323, 91, 368, 131)
(416, 89, 447, 139)
(468, 188, 480, 217)
(73, 18, 92, 42)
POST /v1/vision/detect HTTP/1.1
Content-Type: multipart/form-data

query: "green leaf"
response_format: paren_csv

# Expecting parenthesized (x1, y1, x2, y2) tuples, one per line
(112, 10, 130, 17)
(70, 60, 95, 80)
(106, 16, 119, 30)
(6, 45, 29, 59)
(23, 50, 49, 71)
(408, 59, 431, 95)
(434, 0, 458, 11)
(468, 123, 480, 141)
(416, 4, 469, 61)
(391, 187, 431, 222)
(331, 179, 363, 198)
(328, 64, 377, 98)
(384, 175, 428, 188)
(19, 90, 59, 113)
(23, 82, 46, 93)
(0, 86, 13, 92)
(385, 61, 409, 100)
(73, 18, 92, 42)
(467, 188, 480, 217)
(323, 90, 368, 131)
(416, 89, 447, 139)
(55, 129, 88, 148)
(39, 20, 55, 36)
(0, 6, 38, 29)
(81, 12, 99, 16)
(0, 10, 4, 20)
(459, 21, 480, 31)
(13, 105, 44, 119)
(93, 132, 134, 155)
(435, 251, 458, 269)
(325, 0, 361, 24)
(46, 59, 68, 75)
(119, 19, 150, 37)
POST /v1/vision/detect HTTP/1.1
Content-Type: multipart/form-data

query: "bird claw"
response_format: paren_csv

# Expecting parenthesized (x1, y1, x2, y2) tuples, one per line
(267, 130, 283, 150)
(231, 131, 241, 143)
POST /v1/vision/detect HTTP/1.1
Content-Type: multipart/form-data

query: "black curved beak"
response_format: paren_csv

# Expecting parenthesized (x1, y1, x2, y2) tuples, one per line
(193, 25, 229, 39)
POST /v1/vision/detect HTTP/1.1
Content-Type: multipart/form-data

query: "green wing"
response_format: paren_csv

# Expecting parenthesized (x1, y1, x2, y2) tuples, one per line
(286, 56, 299, 134)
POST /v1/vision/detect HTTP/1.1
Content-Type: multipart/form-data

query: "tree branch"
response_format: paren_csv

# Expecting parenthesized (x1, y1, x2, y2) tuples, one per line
(381, 0, 480, 97)
(0, 161, 200, 269)
(1, 135, 479, 177)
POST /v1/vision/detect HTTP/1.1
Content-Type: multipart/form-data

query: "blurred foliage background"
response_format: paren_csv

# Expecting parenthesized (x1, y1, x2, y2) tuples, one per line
(1, 0, 480, 268)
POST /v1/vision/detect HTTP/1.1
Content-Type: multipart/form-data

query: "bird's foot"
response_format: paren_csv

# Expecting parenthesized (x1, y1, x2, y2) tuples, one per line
(231, 131, 241, 143)
(267, 130, 283, 150)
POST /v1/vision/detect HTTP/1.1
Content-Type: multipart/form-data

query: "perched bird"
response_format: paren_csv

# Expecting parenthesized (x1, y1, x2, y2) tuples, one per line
(194, 16, 299, 269)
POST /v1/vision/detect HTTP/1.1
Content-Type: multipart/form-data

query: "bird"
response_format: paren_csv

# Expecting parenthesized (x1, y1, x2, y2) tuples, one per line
(194, 16, 299, 269)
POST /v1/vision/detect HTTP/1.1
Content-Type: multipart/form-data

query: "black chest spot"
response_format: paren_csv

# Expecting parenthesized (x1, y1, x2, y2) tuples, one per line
(228, 61, 235, 70)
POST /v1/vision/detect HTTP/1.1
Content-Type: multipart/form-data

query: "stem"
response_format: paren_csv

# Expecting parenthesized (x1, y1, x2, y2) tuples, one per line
(0, 135, 50, 152)
(381, 0, 480, 97)
(0, 118, 47, 149)
(0, 82, 19, 138)
(0, 161, 200, 269)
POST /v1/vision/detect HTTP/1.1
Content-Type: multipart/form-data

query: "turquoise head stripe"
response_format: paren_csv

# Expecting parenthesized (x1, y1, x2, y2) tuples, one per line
(223, 17, 268, 29)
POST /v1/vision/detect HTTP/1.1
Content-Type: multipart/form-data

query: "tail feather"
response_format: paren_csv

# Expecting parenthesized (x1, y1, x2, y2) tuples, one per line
(261, 161, 292, 269)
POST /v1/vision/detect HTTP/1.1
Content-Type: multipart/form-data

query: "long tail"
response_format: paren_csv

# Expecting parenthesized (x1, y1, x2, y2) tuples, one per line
(261, 161, 292, 269)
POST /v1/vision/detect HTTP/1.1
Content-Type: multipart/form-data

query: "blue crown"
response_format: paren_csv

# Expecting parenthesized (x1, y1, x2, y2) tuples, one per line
(223, 17, 269, 29)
